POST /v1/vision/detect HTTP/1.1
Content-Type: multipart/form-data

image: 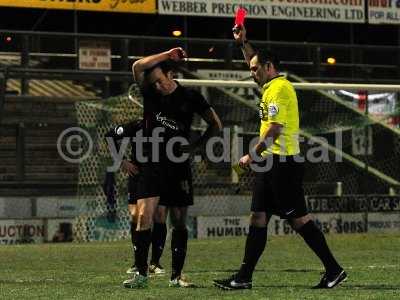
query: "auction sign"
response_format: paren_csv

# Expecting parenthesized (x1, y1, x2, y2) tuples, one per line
(0, 0, 156, 14)
(0, 219, 45, 245)
(159, 0, 365, 23)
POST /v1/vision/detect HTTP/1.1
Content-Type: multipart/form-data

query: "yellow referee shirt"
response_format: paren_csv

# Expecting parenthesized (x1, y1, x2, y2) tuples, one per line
(259, 75, 300, 156)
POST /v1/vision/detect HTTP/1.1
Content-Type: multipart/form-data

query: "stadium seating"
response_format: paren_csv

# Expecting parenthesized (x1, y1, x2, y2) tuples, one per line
(0, 96, 78, 196)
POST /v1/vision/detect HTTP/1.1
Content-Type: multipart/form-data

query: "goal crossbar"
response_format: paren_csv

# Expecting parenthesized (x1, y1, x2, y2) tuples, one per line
(177, 79, 400, 92)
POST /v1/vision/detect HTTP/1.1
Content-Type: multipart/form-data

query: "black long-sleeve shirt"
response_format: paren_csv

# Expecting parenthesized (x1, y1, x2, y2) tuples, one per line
(105, 119, 143, 163)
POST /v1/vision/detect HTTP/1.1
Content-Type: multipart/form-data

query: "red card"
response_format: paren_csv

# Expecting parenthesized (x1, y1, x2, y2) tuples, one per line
(235, 8, 247, 26)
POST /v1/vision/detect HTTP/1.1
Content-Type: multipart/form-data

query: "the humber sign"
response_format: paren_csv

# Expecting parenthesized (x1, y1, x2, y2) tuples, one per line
(0, 0, 156, 14)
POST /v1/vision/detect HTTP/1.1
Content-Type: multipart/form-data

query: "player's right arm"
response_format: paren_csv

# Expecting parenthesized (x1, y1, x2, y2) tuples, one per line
(132, 48, 187, 86)
(233, 25, 256, 66)
(105, 120, 143, 175)
(105, 119, 143, 142)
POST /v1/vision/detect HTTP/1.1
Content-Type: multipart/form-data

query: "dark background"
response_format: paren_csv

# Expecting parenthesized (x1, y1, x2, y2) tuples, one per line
(1, 7, 399, 45)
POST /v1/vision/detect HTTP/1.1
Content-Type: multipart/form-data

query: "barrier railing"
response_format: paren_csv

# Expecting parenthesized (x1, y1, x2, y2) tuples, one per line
(1, 30, 399, 88)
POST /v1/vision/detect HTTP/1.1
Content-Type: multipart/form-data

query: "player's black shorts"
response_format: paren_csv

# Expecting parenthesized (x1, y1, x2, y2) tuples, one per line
(159, 161, 193, 207)
(251, 154, 308, 219)
(127, 161, 193, 207)
(127, 175, 138, 205)
(127, 162, 161, 205)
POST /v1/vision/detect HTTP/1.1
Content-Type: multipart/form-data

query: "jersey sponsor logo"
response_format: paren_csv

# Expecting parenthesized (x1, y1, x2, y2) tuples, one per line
(268, 104, 279, 117)
(259, 107, 264, 120)
(155, 112, 180, 131)
(258, 102, 267, 120)
(115, 126, 124, 135)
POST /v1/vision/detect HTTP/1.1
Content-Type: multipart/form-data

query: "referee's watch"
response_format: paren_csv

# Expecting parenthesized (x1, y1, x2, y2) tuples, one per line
(249, 148, 259, 161)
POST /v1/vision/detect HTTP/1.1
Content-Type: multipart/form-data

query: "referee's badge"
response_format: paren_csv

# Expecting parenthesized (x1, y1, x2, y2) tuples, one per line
(268, 104, 279, 117)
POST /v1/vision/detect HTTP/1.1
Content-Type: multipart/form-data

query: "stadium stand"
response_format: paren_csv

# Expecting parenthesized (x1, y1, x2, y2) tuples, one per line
(0, 97, 79, 196)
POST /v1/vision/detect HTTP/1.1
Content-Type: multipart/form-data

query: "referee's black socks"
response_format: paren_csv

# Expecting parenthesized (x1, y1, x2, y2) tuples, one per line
(134, 229, 152, 277)
(238, 226, 268, 280)
(151, 222, 167, 265)
(171, 228, 188, 280)
(297, 220, 341, 273)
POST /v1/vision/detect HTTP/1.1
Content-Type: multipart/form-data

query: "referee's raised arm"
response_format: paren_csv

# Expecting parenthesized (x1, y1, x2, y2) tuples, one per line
(232, 24, 256, 66)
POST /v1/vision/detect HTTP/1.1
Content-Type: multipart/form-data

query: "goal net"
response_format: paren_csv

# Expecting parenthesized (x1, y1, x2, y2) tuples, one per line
(73, 79, 400, 241)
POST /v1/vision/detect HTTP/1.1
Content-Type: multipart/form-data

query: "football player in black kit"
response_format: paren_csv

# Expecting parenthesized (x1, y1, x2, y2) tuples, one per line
(105, 118, 171, 278)
(105, 119, 160, 277)
(121, 47, 222, 289)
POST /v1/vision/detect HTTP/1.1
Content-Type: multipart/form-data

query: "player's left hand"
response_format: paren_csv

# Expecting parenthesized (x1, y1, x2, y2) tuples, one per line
(239, 154, 252, 168)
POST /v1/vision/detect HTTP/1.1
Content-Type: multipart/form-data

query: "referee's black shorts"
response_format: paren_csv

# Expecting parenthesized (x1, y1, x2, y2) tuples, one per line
(251, 154, 308, 219)
(159, 161, 193, 207)
(128, 162, 161, 205)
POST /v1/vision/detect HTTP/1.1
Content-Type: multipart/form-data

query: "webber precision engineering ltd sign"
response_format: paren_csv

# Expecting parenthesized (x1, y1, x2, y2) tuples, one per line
(159, 0, 365, 23)
(0, 0, 156, 14)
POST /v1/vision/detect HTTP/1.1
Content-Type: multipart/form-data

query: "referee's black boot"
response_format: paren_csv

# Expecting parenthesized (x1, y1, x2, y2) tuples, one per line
(213, 274, 252, 290)
(313, 269, 347, 289)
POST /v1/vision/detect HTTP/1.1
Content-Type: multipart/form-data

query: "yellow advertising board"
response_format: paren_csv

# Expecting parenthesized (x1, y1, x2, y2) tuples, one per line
(0, 0, 156, 14)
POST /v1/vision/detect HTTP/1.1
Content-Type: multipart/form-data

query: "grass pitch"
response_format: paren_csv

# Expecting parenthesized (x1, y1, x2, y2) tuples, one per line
(0, 234, 399, 299)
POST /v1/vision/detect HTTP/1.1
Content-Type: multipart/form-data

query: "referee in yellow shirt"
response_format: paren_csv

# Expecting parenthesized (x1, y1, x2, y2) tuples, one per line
(214, 25, 347, 290)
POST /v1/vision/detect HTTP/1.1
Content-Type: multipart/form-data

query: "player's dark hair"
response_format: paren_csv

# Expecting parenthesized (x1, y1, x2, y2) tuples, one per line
(255, 49, 281, 71)
(145, 60, 177, 77)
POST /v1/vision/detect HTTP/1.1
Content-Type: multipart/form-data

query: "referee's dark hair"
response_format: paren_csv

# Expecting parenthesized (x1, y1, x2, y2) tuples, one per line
(256, 49, 281, 71)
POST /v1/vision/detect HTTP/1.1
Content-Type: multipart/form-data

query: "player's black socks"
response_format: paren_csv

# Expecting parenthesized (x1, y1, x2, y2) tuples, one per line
(237, 226, 267, 280)
(151, 222, 167, 265)
(130, 222, 137, 264)
(297, 220, 341, 274)
(171, 228, 188, 280)
(134, 229, 152, 277)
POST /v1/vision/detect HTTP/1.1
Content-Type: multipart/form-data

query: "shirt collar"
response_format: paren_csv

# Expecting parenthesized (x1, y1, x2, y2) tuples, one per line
(163, 80, 180, 97)
(262, 75, 284, 92)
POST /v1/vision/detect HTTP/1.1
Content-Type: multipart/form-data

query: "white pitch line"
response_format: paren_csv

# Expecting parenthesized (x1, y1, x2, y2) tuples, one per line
(330, 265, 399, 270)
